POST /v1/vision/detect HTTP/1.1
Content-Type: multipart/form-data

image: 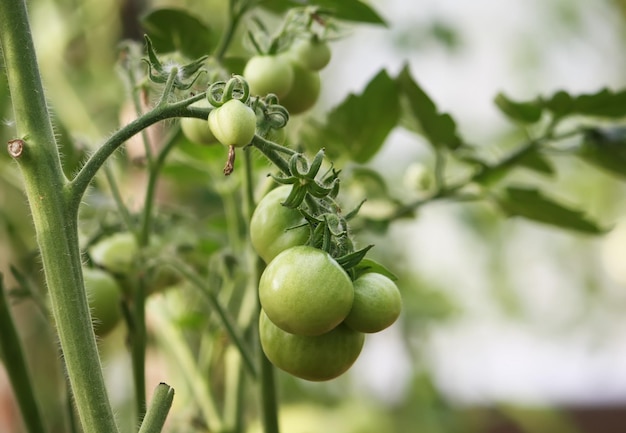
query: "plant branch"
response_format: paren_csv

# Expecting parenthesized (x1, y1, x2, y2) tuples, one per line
(67, 94, 207, 207)
(138, 383, 175, 433)
(0, 275, 46, 433)
(0, 1, 119, 432)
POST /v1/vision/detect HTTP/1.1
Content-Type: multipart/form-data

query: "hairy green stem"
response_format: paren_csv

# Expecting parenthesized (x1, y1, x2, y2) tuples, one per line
(0, 275, 46, 433)
(68, 94, 207, 206)
(0, 1, 119, 432)
(251, 135, 292, 175)
(138, 384, 175, 433)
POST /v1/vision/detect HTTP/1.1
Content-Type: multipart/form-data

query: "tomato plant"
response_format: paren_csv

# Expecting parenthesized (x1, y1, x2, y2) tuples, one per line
(250, 185, 310, 263)
(259, 310, 364, 382)
(1, 1, 624, 433)
(259, 245, 354, 336)
(344, 272, 402, 333)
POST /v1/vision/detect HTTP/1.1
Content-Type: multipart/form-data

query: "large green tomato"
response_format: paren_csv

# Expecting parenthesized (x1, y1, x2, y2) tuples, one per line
(259, 246, 354, 336)
(208, 99, 257, 148)
(289, 38, 331, 71)
(344, 273, 402, 333)
(250, 185, 309, 263)
(279, 61, 320, 115)
(243, 55, 294, 99)
(259, 310, 364, 381)
(181, 99, 217, 145)
(83, 267, 122, 337)
(89, 232, 138, 274)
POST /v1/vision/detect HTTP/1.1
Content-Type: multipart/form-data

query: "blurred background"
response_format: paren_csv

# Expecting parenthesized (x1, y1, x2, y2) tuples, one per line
(2, 0, 626, 432)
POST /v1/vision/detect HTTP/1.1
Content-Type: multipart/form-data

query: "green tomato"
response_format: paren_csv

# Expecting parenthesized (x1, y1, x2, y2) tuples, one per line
(89, 232, 138, 274)
(83, 267, 122, 337)
(259, 245, 354, 336)
(279, 61, 320, 115)
(243, 55, 295, 99)
(290, 38, 331, 71)
(344, 273, 402, 333)
(181, 99, 217, 145)
(208, 99, 257, 148)
(259, 310, 364, 381)
(250, 185, 309, 263)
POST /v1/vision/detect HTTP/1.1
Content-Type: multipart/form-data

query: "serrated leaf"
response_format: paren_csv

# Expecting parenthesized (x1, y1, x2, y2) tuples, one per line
(542, 88, 626, 119)
(141, 8, 213, 59)
(259, 0, 385, 25)
(397, 65, 462, 150)
(496, 186, 605, 234)
(494, 92, 543, 124)
(302, 69, 399, 163)
(577, 126, 626, 179)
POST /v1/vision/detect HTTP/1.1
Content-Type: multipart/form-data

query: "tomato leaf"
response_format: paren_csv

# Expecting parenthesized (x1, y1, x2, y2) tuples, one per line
(546, 88, 626, 118)
(259, 0, 386, 25)
(577, 126, 626, 179)
(396, 65, 462, 150)
(495, 186, 606, 234)
(141, 8, 214, 59)
(302, 69, 399, 163)
(494, 92, 543, 124)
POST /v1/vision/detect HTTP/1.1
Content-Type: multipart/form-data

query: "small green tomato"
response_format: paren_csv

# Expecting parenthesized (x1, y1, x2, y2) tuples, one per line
(243, 55, 295, 98)
(208, 99, 257, 148)
(290, 38, 331, 71)
(181, 99, 217, 145)
(344, 273, 402, 333)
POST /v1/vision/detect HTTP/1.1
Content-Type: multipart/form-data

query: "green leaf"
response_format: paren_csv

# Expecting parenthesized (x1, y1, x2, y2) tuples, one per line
(577, 126, 626, 179)
(302, 69, 399, 163)
(517, 150, 555, 176)
(396, 65, 462, 150)
(259, 0, 386, 25)
(542, 88, 626, 119)
(494, 92, 543, 124)
(495, 186, 605, 234)
(141, 8, 213, 59)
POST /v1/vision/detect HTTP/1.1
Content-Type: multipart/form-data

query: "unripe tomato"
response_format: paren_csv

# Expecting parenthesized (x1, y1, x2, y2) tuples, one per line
(250, 185, 309, 263)
(259, 310, 364, 381)
(82, 267, 122, 337)
(290, 38, 331, 71)
(259, 246, 354, 336)
(243, 55, 294, 99)
(208, 99, 257, 148)
(181, 99, 217, 145)
(279, 61, 320, 115)
(89, 232, 138, 274)
(344, 273, 402, 333)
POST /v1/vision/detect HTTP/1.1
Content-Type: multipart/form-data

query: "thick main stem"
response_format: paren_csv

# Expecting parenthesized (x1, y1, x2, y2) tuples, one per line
(0, 1, 119, 433)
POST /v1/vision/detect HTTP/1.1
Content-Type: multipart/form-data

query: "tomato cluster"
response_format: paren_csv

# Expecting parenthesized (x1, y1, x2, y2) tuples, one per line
(251, 186, 402, 381)
(243, 37, 331, 115)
